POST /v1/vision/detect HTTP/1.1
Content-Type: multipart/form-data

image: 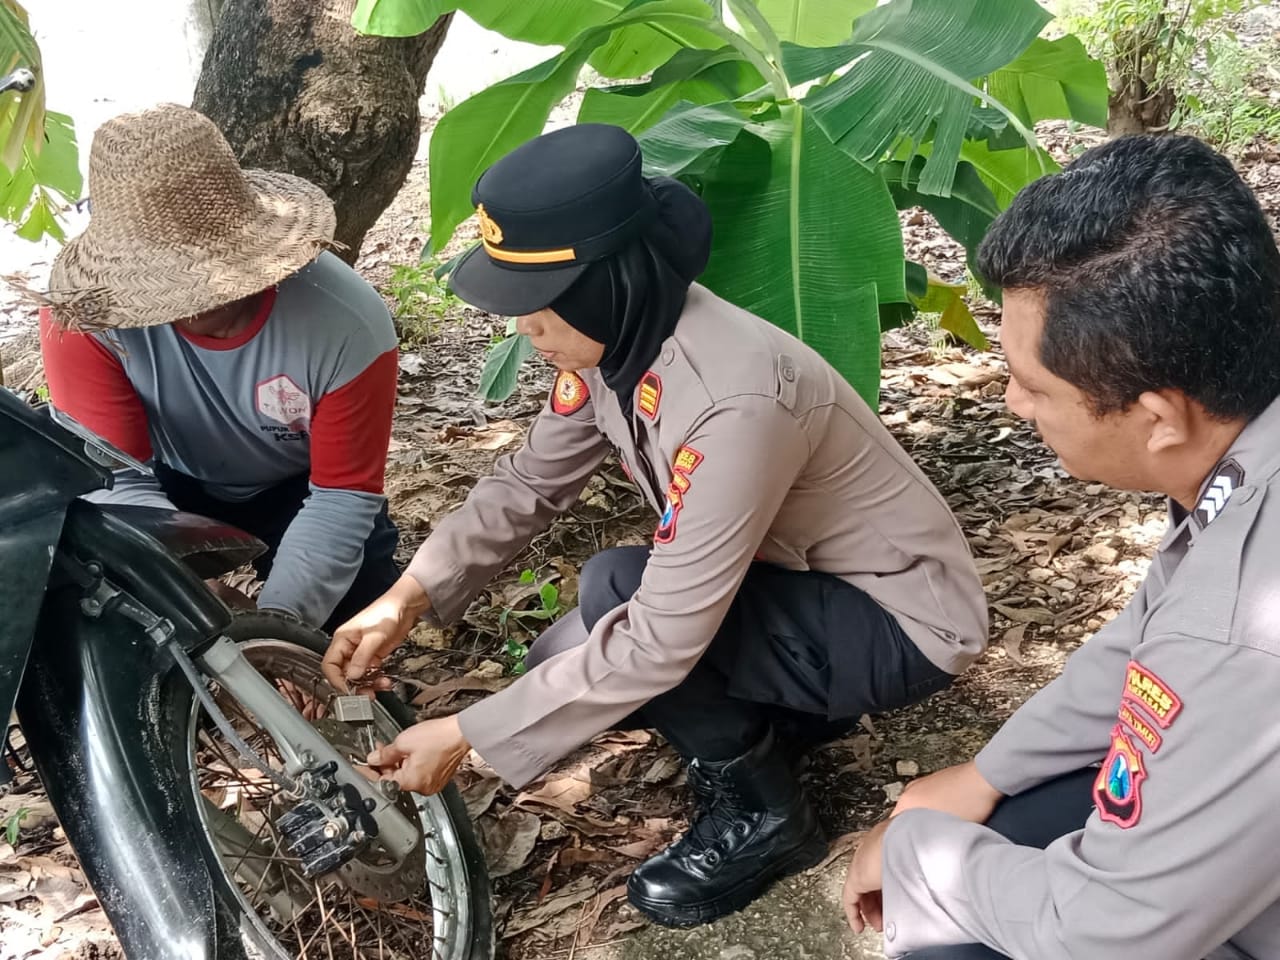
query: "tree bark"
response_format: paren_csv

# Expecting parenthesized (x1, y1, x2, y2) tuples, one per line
(193, 0, 451, 262)
(1105, 16, 1177, 136)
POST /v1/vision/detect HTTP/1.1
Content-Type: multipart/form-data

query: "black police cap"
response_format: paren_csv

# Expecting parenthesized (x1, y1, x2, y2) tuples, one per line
(449, 124, 658, 316)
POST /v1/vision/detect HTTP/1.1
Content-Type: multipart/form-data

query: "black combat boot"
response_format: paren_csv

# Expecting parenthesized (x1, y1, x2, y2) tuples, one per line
(626, 728, 827, 927)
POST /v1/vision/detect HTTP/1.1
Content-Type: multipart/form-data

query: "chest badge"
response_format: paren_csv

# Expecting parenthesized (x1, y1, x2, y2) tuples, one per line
(1195, 458, 1245, 526)
(638, 371, 662, 420)
(1094, 725, 1147, 829)
(256, 374, 311, 433)
(551, 370, 590, 415)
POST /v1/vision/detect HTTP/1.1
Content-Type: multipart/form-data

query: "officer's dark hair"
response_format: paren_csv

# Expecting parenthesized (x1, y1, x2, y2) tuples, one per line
(977, 134, 1280, 420)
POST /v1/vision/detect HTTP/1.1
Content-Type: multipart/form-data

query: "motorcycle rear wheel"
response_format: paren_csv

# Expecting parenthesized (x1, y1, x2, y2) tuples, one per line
(177, 610, 494, 960)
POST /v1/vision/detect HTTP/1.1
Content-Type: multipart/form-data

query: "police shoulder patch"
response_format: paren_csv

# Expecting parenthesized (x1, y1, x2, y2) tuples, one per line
(550, 371, 590, 415)
(1122, 660, 1183, 729)
(654, 445, 704, 545)
(1094, 724, 1147, 829)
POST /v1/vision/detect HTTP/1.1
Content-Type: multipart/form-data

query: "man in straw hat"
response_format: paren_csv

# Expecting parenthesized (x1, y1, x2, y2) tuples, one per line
(38, 103, 401, 632)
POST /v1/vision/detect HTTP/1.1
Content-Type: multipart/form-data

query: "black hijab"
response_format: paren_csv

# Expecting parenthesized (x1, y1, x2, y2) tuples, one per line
(549, 177, 713, 401)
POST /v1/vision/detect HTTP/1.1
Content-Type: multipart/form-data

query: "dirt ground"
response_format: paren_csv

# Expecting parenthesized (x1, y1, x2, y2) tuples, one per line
(4, 70, 1280, 960)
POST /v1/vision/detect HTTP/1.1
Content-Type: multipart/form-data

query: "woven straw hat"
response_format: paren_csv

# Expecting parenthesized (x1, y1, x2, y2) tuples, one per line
(44, 103, 336, 329)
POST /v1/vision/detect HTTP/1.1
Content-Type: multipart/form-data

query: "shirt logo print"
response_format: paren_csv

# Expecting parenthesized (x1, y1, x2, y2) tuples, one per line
(256, 374, 311, 434)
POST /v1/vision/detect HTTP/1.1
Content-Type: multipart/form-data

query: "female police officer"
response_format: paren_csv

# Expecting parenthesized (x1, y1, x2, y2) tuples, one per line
(323, 124, 988, 927)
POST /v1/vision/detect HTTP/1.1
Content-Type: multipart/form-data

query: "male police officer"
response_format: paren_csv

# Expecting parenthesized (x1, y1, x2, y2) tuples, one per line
(843, 135, 1280, 960)
(325, 124, 988, 926)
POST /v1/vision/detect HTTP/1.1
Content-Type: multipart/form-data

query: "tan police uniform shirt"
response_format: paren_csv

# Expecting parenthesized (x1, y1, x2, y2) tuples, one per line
(408, 285, 987, 787)
(880, 395, 1280, 960)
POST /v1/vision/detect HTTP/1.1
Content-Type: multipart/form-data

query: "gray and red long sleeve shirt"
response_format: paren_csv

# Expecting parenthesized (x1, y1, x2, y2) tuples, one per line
(39, 252, 398, 627)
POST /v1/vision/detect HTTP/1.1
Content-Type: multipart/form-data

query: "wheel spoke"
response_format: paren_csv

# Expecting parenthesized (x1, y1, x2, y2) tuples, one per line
(187, 639, 469, 959)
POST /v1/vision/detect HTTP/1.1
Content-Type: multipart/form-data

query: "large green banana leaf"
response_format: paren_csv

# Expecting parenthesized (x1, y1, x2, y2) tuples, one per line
(351, 0, 450, 36)
(355, 0, 723, 77)
(753, 0, 873, 46)
(883, 156, 999, 281)
(0, 2, 80, 242)
(786, 0, 1052, 197)
(636, 101, 753, 178)
(959, 138, 1060, 209)
(985, 35, 1108, 129)
(578, 46, 763, 132)
(697, 106, 905, 406)
(426, 0, 719, 252)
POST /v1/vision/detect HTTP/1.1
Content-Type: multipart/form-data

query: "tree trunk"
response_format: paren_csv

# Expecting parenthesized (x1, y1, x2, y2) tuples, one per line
(1105, 18, 1177, 136)
(193, 0, 451, 262)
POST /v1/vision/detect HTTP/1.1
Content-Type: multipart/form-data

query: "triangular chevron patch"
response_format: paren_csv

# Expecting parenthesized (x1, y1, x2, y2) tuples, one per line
(1195, 458, 1245, 527)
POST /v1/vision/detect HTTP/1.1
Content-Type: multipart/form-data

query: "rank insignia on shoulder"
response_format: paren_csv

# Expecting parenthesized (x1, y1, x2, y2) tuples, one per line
(638, 371, 662, 419)
(1195, 458, 1245, 526)
(551, 371, 590, 415)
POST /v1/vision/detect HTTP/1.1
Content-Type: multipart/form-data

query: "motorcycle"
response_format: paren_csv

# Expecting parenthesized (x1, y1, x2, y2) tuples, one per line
(0, 234, 492, 960)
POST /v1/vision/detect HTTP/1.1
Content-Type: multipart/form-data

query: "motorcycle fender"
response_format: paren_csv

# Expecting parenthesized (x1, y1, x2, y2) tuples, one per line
(18, 585, 252, 960)
(0, 510, 66, 724)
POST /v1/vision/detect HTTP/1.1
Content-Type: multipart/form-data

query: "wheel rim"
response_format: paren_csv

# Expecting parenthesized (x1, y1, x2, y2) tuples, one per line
(186, 639, 476, 960)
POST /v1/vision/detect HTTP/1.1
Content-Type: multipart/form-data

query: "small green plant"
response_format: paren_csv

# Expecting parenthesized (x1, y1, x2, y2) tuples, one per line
(1179, 35, 1280, 152)
(1066, 0, 1263, 134)
(385, 257, 463, 344)
(4, 806, 30, 846)
(498, 569, 565, 675)
(34, 383, 49, 402)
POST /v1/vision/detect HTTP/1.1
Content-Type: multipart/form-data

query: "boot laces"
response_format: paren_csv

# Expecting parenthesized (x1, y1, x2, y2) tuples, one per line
(677, 768, 750, 861)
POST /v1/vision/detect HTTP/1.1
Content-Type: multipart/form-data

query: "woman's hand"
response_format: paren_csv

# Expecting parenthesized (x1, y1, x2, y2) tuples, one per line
(322, 574, 431, 693)
(367, 715, 470, 796)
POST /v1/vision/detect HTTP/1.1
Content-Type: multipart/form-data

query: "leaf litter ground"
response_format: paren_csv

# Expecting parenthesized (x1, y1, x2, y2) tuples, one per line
(3, 117, 1279, 960)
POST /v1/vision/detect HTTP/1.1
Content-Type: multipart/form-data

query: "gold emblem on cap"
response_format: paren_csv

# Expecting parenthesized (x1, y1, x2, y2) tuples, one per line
(476, 204, 504, 246)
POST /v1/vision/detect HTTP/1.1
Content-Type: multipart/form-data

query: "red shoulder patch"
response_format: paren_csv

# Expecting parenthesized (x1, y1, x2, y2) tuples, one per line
(1094, 724, 1147, 829)
(654, 445, 704, 545)
(1122, 660, 1183, 729)
(550, 371, 589, 415)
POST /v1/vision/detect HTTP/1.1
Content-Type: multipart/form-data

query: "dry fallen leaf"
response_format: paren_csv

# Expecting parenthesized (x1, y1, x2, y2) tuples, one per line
(406, 676, 503, 708)
(991, 601, 1055, 625)
(640, 753, 682, 785)
(1002, 624, 1029, 666)
(577, 882, 629, 945)
(458, 773, 502, 821)
(502, 875, 597, 939)
(478, 810, 540, 879)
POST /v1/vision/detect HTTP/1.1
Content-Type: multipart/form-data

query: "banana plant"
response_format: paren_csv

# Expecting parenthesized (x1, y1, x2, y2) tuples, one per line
(0, 0, 81, 242)
(355, 0, 1106, 405)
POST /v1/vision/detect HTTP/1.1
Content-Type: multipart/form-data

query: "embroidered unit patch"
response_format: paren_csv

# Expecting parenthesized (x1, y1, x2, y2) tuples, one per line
(1122, 660, 1183, 729)
(638, 371, 662, 419)
(1095, 725, 1147, 829)
(550, 371, 589, 415)
(1117, 702, 1163, 753)
(654, 445, 704, 544)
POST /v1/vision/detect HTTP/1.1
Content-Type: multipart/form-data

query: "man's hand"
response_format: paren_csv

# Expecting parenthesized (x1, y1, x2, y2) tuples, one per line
(367, 715, 470, 796)
(842, 761, 1003, 936)
(844, 818, 890, 934)
(205, 578, 256, 611)
(322, 574, 431, 693)
(891, 759, 1003, 824)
